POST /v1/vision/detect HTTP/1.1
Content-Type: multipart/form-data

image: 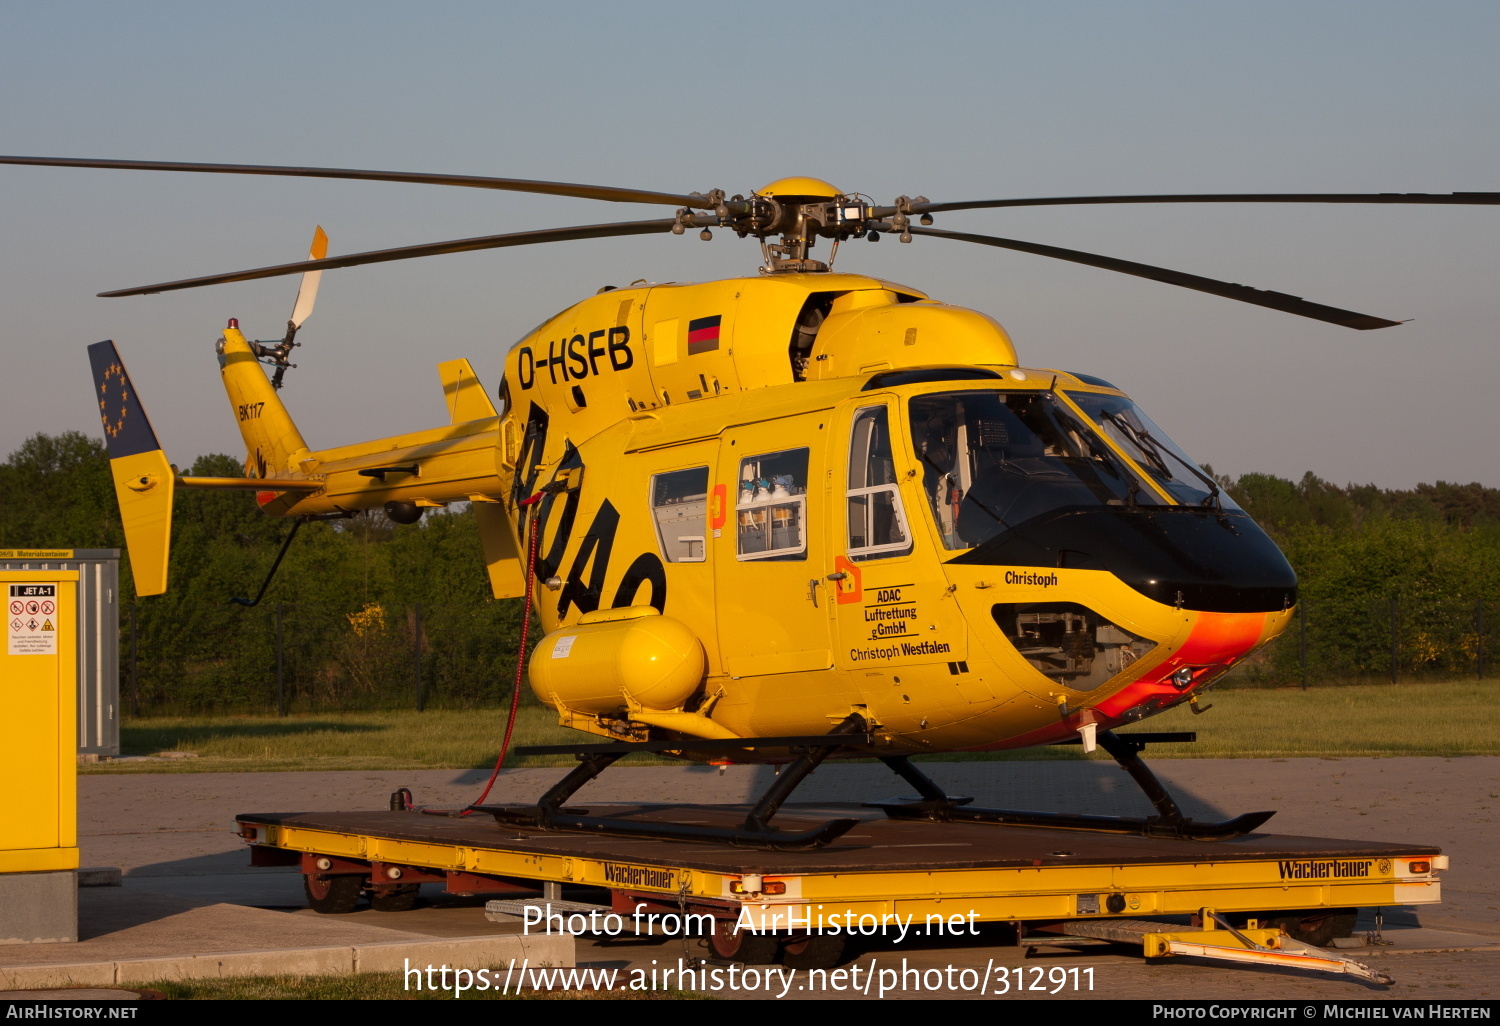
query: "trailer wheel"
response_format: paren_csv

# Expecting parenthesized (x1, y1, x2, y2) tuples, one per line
(780, 934, 845, 970)
(369, 884, 421, 912)
(707, 923, 779, 965)
(1246, 908, 1358, 947)
(304, 873, 363, 914)
(1275, 910, 1358, 948)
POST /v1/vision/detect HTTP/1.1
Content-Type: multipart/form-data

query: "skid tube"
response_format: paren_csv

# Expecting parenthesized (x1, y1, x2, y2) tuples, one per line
(475, 714, 871, 850)
(868, 730, 1275, 841)
(446, 719, 1272, 849)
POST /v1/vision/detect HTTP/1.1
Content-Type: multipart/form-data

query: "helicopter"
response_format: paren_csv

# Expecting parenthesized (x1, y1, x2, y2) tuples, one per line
(10, 155, 1496, 850)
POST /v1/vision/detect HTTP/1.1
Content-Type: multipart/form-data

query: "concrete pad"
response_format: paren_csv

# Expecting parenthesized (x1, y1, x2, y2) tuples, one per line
(123, 870, 307, 907)
(0, 891, 426, 966)
(2, 934, 574, 989)
(0, 961, 117, 990)
(0, 870, 77, 944)
(293, 902, 531, 939)
(1355, 927, 1500, 955)
(0, 884, 575, 989)
(114, 945, 354, 983)
(354, 934, 574, 973)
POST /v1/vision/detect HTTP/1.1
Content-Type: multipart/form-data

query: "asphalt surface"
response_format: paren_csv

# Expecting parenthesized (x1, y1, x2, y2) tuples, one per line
(58, 757, 1500, 1000)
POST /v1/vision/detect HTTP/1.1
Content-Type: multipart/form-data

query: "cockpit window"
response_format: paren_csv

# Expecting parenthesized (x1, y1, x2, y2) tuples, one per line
(1065, 392, 1240, 511)
(909, 391, 1161, 550)
(846, 406, 912, 560)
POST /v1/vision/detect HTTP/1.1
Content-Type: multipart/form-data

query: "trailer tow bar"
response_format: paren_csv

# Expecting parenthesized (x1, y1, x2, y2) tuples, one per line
(1058, 908, 1394, 985)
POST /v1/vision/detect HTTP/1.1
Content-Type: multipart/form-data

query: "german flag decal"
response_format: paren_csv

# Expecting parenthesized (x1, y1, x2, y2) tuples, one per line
(687, 315, 722, 355)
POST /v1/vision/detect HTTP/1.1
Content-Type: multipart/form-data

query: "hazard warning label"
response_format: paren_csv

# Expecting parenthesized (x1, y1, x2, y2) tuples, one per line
(8, 583, 58, 655)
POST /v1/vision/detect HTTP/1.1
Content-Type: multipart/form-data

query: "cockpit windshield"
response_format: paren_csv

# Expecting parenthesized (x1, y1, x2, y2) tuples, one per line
(1064, 391, 1240, 512)
(909, 390, 1164, 551)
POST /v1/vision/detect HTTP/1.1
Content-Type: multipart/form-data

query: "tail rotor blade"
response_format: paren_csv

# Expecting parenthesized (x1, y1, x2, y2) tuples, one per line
(289, 226, 328, 330)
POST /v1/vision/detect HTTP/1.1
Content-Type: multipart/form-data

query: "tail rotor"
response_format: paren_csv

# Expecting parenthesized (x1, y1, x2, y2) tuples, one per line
(255, 225, 328, 388)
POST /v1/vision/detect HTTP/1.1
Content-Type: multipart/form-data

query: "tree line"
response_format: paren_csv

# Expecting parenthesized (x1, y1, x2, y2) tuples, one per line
(1220, 470, 1497, 685)
(0, 432, 1494, 711)
(0, 431, 524, 711)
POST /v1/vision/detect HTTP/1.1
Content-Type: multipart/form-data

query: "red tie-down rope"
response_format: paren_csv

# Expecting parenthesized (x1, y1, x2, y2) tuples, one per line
(460, 491, 545, 814)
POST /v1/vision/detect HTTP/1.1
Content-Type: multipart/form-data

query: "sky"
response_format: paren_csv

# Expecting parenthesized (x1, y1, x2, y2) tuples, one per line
(0, 0, 1496, 490)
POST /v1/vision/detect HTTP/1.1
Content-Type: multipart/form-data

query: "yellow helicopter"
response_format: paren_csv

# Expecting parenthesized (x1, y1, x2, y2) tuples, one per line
(11, 155, 1495, 849)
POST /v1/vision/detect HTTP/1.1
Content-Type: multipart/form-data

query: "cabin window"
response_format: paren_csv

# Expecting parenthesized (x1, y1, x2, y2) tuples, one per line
(846, 406, 912, 560)
(736, 448, 809, 560)
(650, 466, 709, 562)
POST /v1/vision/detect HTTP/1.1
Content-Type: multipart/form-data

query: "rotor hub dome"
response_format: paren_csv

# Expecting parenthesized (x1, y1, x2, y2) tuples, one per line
(755, 176, 843, 200)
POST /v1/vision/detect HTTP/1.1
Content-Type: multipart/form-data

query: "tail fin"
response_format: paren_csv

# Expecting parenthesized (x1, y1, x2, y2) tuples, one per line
(217, 321, 314, 483)
(87, 341, 174, 596)
(438, 358, 498, 423)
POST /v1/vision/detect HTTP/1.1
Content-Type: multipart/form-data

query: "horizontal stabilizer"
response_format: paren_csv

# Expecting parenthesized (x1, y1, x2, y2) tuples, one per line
(177, 475, 319, 491)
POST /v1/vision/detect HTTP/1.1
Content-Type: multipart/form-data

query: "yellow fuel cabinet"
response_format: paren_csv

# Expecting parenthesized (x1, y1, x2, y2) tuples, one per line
(0, 570, 79, 943)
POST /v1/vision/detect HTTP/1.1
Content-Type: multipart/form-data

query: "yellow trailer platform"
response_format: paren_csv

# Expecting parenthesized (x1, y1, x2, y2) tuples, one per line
(236, 801, 1441, 981)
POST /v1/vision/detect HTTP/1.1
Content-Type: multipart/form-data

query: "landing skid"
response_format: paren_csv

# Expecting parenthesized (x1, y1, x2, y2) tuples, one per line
(463, 723, 1273, 851)
(869, 731, 1275, 841)
(477, 715, 869, 850)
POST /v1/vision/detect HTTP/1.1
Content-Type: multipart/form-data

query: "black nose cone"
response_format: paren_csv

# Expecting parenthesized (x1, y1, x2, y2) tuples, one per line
(948, 506, 1297, 613)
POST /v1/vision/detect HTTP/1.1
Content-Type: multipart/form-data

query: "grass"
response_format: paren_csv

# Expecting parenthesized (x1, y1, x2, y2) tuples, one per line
(88, 680, 1499, 774)
(90, 706, 586, 773)
(1134, 679, 1500, 759)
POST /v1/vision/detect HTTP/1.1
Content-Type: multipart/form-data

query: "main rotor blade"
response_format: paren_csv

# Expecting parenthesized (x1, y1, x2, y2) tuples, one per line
(98, 219, 679, 297)
(880, 191, 1500, 217)
(906, 225, 1401, 330)
(0, 155, 713, 208)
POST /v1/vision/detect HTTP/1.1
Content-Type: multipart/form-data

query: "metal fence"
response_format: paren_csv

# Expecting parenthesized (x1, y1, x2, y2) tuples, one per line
(124, 600, 527, 715)
(117, 593, 1493, 715)
(1230, 597, 1493, 688)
